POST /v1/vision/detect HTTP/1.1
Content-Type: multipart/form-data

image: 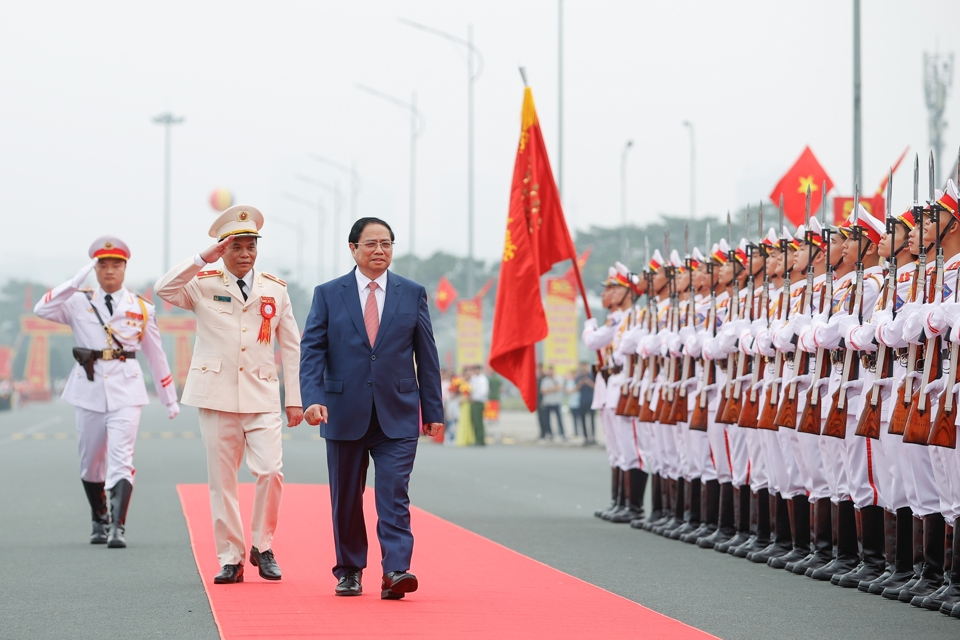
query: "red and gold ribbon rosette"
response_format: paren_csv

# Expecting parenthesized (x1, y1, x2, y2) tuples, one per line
(258, 296, 276, 344)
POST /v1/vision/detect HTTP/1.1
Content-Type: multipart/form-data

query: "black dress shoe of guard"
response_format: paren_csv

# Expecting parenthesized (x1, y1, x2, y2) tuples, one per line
(214, 564, 244, 584)
(249, 547, 282, 580)
(381, 571, 418, 600)
(335, 570, 362, 596)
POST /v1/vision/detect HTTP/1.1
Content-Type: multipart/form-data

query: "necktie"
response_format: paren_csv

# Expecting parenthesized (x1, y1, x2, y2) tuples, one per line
(364, 282, 380, 346)
(104, 294, 113, 316)
(237, 279, 248, 301)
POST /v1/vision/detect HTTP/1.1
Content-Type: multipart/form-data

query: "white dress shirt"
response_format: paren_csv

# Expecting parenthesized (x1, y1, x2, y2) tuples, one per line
(355, 269, 388, 321)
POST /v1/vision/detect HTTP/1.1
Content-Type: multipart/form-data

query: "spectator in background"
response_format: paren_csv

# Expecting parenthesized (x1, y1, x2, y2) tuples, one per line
(565, 370, 581, 438)
(468, 365, 489, 447)
(486, 367, 502, 423)
(539, 365, 566, 441)
(536, 362, 549, 440)
(441, 369, 458, 444)
(575, 362, 596, 445)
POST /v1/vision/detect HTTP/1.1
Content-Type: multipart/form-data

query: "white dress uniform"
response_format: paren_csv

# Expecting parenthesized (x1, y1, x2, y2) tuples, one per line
(155, 205, 302, 572)
(34, 236, 177, 546)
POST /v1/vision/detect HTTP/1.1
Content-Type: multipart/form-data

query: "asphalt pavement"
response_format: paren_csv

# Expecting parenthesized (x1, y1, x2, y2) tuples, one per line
(2, 401, 957, 639)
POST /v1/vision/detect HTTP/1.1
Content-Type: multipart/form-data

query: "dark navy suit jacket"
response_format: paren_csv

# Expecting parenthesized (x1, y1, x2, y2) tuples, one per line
(299, 268, 444, 440)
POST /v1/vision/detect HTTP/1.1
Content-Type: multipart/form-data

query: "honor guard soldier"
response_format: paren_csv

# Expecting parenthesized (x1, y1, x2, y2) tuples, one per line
(34, 237, 179, 548)
(156, 205, 303, 584)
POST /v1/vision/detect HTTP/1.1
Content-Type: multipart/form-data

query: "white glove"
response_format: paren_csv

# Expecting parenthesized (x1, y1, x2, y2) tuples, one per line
(166, 402, 180, 419)
(678, 325, 695, 342)
(841, 379, 864, 399)
(583, 317, 598, 332)
(792, 374, 815, 395)
(926, 301, 960, 335)
(71, 258, 99, 288)
(846, 323, 878, 353)
(924, 378, 946, 397)
(666, 333, 684, 358)
(682, 377, 700, 391)
(755, 329, 776, 357)
(738, 331, 755, 356)
(683, 334, 703, 358)
(873, 377, 894, 403)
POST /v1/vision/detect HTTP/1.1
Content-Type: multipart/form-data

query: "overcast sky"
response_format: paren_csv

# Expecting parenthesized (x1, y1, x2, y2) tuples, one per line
(4, 0, 960, 289)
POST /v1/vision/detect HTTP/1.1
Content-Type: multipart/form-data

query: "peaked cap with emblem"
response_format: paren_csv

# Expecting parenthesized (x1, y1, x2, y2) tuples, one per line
(209, 204, 264, 240)
(88, 236, 131, 261)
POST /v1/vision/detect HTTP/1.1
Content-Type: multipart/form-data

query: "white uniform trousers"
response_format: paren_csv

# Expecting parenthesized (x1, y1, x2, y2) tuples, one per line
(727, 424, 750, 487)
(706, 369, 732, 483)
(841, 370, 886, 509)
(948, 433, 960, 525)
(776, 427, 805, 499)
(818, 371, 850, 503)
(600, 408, 623, 469)
(75, 406, 141, 489)
(876, 363, 908, 510)
(613, 415, 639, 471)
(789, 368, 831, 500)
(686, 382, 715, 482)
(926, 387, 960, 525)
(746, 427, 767, 492)
(198, 408, 284, 567)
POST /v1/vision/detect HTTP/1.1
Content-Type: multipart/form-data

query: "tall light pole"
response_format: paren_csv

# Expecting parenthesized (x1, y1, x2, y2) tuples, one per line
(620, 140, 634, 257)
(682, 120, 695, 219)
(153, 112, 184, 273)
(296, 175, 343, 276)
(399, 17, 483, 295)
(310, 154, 361, 225)
(356, 84, 425, 278)
(557, 0, 564, 199)
(852, 0, 862, 191)
(283, 192, 326, 284)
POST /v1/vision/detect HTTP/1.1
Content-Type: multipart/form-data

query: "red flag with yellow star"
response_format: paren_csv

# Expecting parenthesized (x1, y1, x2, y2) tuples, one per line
(769, 146, 834, 226)
(434, 276, 458, 313)
(490, 86, 579, 412)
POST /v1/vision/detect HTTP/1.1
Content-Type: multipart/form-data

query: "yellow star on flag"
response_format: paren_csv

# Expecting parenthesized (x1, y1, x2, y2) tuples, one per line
(797, 175, 819, 194)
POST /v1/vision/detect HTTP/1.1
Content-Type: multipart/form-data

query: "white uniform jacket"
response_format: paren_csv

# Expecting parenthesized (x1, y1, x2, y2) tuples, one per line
(155, 257, 302, 413)
(34, 283, 176, 413)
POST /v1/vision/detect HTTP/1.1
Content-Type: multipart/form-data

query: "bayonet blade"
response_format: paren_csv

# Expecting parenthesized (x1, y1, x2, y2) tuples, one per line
(684, 223, 689, 255)
(706, 221, 711, 250)
(929, 149, 936, 202)
(779, 194, 785, 234)
(803, 187, 810, 228)
(820, 180, 827, 227)
(913, 153, 920, 206)
(886, 168, 893, 221)
(759, 201, 764, 240)
(853, 177, 860, 225)
(727, 211, 732, 244)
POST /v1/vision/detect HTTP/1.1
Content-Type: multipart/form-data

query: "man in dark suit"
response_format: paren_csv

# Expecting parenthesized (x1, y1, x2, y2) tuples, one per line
(300, 217, 444, 600)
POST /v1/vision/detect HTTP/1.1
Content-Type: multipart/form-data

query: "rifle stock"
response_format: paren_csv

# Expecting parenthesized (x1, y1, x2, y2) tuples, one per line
(888, 382, 910, 435)
(822, 384, 849, 439)
(689, 360, 713, 431)
(774, 383, 799, 428)
(929, 387, 958, 448)
(854, 389, 883, 439)
(903, 339, 939, 445)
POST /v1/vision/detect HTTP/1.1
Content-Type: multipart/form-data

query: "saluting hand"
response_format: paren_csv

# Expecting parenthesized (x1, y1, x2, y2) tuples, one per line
(304, 404, 328, 426)
(200, 240, 230, 264)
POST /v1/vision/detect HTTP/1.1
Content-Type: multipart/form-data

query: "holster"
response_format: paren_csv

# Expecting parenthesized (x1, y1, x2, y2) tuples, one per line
(72, 348, 97, 382)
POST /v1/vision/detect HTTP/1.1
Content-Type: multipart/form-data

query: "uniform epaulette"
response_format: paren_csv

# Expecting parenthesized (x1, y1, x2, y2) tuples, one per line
(78, 287, 93, 293)
(198, 270, 223, 279)
(263, 272, 287, 286)
(136, 293, 156, 307)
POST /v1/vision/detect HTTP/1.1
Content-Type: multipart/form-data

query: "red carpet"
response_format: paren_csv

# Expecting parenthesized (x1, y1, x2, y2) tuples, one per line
(178, 483, 716, 639)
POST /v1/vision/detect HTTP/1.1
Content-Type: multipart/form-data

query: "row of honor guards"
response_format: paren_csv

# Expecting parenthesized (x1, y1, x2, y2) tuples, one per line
(583, 153, 960, 619)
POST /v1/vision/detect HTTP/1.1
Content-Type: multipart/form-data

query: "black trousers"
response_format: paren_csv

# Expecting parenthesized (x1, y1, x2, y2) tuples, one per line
(325, 403, 419, 579)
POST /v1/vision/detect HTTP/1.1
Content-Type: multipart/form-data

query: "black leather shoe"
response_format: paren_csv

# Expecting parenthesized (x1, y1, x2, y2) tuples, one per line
(381, 571, 418, 600)
(214, 563, 244, 584)
(335, 570, 362, 596)
(249, 547, 282, 581)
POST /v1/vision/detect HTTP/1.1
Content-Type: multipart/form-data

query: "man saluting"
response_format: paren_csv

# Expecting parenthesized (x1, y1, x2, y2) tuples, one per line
(34, 237, 179, 548)
(300, 217, 444, 599)
(156, 205, 303, 584)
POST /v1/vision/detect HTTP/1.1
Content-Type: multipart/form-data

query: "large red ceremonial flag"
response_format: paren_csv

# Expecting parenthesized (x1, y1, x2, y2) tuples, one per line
(769, 146, 834, 226)
(490, 86, 579, 412)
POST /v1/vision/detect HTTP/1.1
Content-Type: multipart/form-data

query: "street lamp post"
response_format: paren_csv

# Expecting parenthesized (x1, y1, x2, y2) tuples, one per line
(309, 154, 361, 226)
(282, 192, 326, 284)
(620, 140, 634, 257)
(683, 121, 695, 220)
(153, 112, 184, 273)
(296, 175, 342, 276)
(399, 18, 483, 295)
(355, 85, 425, 278)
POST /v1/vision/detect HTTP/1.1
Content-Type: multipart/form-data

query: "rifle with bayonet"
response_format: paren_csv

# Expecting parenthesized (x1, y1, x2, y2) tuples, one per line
(624, 273, 654, 417)
(798, 184, 835, 435)
(716, 214, 740, 424)
(638, 269, 662, 423)
(723, 209, 754, 424)
(690, 242, 717, 432)
(739, 204, 767, 428)
(760, 196, 789, 430)
(670, 225, 695, 423)
(775, 187, 814, 428)
(615, 304, 636, 416)
(856, 170, 896, 439)
(823, 180, 865, 439)
(904, 151, 945, 444)
(930, 146, 960, 449)
(890, 154, 925, 435)
(658, 239, 681, 424)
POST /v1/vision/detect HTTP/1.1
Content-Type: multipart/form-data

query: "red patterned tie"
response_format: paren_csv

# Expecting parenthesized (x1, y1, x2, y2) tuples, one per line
(364, 281, 380, 346)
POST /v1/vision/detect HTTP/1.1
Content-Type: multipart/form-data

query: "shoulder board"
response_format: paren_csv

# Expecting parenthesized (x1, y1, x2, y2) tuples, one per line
(898, 271, 914, 283)
(263, 273, 287, 286)
(136, 294, 156, 308)
(947, 261, 960, 271)
(197, 270, 222, 279)
(78, 287, 93, 293)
